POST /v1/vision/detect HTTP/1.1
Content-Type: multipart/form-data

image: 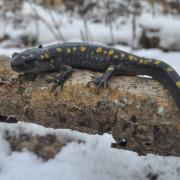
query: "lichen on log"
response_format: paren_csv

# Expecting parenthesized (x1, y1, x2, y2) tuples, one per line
(0, 57, 180, 156)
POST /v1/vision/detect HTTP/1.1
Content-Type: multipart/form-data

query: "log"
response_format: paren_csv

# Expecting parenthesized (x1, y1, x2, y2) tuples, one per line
(0, 56, 180, 156)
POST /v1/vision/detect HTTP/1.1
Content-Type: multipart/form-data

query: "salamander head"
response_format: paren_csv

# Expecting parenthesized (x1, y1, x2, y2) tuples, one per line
(11, 47, 54, 73)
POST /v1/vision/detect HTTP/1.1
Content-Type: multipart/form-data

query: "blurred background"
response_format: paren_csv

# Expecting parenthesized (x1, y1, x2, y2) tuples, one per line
(0, 0, 180, 51)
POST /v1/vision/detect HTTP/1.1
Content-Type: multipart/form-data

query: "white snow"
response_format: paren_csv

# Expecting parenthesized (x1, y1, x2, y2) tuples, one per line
(0, 122, 180, 180)
(1, 1, 180, 49)
(140, 13, 180, 50)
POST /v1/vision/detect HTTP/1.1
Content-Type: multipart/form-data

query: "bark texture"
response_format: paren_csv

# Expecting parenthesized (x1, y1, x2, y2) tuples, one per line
(0, 57, 180, 156)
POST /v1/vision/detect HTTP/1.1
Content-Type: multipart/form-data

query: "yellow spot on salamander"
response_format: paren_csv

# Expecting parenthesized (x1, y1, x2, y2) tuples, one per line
(176, 81, 180, 88)
(154, 60, 161, 65)
(44, 53, 49, 59)
(144, 59, 149, 64)
(80, 47, 86, 52)
(139, 59, 144, 64)
(128, 55, 134, 61)
(166, 67, 173, 72)
(120, 53, 125, 59)
(107, 67, 114, 71)
(40, 55, 44, 59)
(56, 48, 62, 53)
(67, 48, 71, 53)
(96, 47, 103, 53)
(108, 50, 114, 56)
(134, 57, 138, 61)
(114, 55, 119, 59)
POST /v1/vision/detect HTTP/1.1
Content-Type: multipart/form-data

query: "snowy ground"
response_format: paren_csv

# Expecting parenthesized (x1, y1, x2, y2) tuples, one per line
(0, 122, 179, 180)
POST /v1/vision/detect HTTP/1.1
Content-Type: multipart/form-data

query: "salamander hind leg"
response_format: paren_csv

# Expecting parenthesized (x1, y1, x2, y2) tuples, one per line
(87, 65, 116, 88)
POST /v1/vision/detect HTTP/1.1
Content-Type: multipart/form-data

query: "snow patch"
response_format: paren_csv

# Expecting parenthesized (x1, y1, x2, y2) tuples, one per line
(0, 122, 180, 180)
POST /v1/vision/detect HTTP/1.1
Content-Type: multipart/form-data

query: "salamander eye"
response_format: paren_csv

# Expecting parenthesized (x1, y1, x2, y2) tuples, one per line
(25, 59, 34, 66)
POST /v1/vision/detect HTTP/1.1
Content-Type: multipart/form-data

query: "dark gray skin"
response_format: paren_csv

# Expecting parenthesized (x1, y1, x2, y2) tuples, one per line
(11, 42, 180, 109)
(12, 49, 52, 73)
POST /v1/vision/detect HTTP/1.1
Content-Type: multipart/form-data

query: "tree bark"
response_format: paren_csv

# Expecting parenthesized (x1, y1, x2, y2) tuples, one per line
(0, 57, 180, 156)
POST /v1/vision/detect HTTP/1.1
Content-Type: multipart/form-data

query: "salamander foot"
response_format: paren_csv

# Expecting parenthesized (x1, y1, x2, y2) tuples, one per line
(87, 65, 115, 88)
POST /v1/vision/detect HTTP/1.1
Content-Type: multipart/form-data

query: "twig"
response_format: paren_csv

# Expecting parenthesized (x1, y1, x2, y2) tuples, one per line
(30, 1, 62, 41)
(48, 7, 65, 42)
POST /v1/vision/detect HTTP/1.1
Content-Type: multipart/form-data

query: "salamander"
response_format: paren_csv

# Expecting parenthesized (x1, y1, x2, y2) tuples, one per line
(11, 42, 180, 109)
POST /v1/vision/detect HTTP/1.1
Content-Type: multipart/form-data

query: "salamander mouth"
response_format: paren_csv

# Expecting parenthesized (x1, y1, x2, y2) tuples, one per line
(11, 63, 28, 72)
(11, 57, 51, 73)
(11, 59, 33, 73)
(11, 51, 39, 73)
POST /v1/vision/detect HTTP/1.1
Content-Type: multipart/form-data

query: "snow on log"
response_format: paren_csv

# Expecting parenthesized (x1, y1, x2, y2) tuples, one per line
(0, 57, 180, 156)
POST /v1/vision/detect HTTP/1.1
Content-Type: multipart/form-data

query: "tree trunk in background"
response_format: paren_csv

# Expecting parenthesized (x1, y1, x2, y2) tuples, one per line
(162, 0, 169, 14)
(0, 57, 180, 156)
(177, 0, 180, 13)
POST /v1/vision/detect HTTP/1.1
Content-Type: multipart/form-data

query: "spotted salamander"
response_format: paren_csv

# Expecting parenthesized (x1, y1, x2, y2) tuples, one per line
(11, 42, 180, 109)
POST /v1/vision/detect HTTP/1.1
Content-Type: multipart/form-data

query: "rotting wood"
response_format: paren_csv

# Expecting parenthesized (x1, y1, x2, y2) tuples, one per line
(0, 57, 180, 156)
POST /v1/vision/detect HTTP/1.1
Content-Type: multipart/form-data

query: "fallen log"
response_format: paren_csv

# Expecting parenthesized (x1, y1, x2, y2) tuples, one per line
(0, 56, 180, 156)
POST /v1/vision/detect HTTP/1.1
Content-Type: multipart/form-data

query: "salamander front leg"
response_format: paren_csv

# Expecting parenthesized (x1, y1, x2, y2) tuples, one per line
(54, 65, 73, 88)
(87, 65, 115, 88)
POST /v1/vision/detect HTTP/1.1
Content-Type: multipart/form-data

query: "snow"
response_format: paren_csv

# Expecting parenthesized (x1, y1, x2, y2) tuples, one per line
(0, 123, 180, 180)
(140, 13, 180, 50)
(0, 0, 180, 179)
(1, 1, 180, 49)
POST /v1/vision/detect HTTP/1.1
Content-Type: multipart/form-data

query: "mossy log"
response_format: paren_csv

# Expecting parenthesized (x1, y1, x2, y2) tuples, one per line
(0, 57, 180, 156)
